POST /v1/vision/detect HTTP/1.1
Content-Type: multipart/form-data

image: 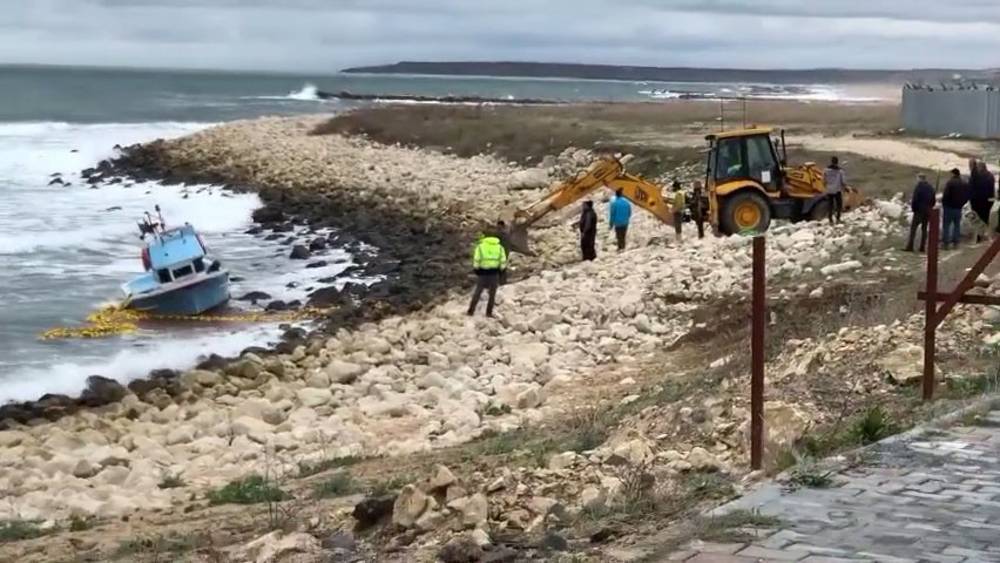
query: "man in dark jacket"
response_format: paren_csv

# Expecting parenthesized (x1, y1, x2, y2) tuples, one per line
(691, 181, 707, 239)
(970, 160, 995, 242)
(941, 168, 968, 249)
(905, 173, 936, 253)
(578, 200, 598, 261)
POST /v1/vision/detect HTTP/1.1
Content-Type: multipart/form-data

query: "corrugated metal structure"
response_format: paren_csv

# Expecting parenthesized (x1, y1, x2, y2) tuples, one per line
(902, 87, 1000, 138)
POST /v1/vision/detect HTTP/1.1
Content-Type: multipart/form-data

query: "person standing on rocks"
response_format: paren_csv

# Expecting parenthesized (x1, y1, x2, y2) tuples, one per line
(496, 220, 511, 285)
(467, 230, 508, 317)
(823, 156, 846, 225)
(905, 173, 936, 253)
(608, 188, 632, 252)
(671, 181, 686, 242)
(941, 168, 968, 250)
(578, 200, 598, 261)
(692, 181, 707, 239)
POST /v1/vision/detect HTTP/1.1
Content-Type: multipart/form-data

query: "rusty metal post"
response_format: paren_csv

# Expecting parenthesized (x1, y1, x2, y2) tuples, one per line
(751, 235, 766, 469)
(923, 207, 940, 402)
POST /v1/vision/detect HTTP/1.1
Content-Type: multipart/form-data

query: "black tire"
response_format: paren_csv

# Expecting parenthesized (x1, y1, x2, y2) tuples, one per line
(720, 191, 772, 235)
(809, 198, 831, 221)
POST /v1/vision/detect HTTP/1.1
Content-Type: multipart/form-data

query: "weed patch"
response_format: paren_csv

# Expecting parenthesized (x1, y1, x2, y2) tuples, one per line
(0, 520, 51, 543)
(298, 455, 366, 478)
(314, 472, 357, 498)
(157, 472, 185, 490)
(208, 474, 290, 505)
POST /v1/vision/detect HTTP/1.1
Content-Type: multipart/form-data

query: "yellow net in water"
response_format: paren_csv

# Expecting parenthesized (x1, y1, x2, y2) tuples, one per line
(40, 304, 329, 340)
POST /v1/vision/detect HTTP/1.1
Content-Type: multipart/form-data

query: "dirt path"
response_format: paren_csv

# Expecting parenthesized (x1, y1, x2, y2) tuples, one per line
(797, 135, 987, 172)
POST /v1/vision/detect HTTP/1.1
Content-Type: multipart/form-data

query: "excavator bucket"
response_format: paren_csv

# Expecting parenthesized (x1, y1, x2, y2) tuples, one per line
(843, 185, 866, 210)
(504, 223, 535, 256)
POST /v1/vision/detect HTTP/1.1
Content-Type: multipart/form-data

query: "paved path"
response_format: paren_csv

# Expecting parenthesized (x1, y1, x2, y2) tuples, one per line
(666, 408, 1000, 562)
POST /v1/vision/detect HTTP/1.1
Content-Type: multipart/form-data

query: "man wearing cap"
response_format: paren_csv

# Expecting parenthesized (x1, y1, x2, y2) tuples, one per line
(905, 173, 936, 253)
(941, 168, 968, 249)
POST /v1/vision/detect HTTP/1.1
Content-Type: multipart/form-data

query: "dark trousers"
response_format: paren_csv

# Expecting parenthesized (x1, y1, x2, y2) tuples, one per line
(694, 215, 705, 239)
(905, 210, 929, 252)
(828, 192, 843, 224)
(581, 231, 597, 261)
(673, 212, 683, 239)
(468, 271, 500, 316)
(614, 225, 628, 251)
(942, 207, 962, 245)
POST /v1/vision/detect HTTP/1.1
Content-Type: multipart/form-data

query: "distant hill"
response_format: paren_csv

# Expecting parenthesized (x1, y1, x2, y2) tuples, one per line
(342, 61, 999, 85)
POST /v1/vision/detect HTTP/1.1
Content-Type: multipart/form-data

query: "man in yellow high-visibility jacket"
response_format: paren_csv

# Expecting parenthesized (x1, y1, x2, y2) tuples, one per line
(467, 231, 508, 317)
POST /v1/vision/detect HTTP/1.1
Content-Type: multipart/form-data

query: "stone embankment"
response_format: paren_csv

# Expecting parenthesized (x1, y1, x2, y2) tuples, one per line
(0, 117, 987, 542)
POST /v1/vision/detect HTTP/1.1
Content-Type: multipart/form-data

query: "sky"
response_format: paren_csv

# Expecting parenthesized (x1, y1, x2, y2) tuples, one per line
(3, 0, 1000, 72)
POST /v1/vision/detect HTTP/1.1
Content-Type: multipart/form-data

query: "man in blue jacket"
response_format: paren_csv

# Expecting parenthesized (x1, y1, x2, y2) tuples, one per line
(905, 173, 936, 253)
(608, 189, 632, 252)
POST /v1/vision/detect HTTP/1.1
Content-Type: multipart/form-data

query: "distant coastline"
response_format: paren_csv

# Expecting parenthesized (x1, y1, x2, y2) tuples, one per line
(342, 61, 999, 85)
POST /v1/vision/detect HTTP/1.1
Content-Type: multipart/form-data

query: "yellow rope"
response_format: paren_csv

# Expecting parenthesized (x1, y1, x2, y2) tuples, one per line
(40, 304, 329, 340)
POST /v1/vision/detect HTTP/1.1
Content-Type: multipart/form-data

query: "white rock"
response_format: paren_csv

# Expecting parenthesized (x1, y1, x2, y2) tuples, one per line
(509, 343, 549, 369)
(392, 484, 431, 529)
(447, 493, 488, 529)
(165, 425, 196, 446)
(579, 486, 606, 510)
(820, 260, 863, 276)
(427, 464, 457, 491)
(547, 452, 578, 471)
(469, 528, 492, 547)
(508, 168, 550, 190)
(238, 531, 321, 563)
(326, 360, 365, 384)
(686, 447, 720, 470)
(296, 388, 333, 408)
(875, 200, 904, 219)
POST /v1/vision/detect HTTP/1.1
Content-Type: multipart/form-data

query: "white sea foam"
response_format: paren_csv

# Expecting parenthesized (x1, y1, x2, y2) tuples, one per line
(251, 84, 324, 102)
(0, 326, 286, 404)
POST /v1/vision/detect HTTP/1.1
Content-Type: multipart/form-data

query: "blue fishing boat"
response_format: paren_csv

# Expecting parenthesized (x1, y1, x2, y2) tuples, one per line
(121, 206, 230, 315)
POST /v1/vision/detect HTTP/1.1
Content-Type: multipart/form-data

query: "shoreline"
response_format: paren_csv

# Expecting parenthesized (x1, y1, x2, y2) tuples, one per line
(4, 100, 999, 562)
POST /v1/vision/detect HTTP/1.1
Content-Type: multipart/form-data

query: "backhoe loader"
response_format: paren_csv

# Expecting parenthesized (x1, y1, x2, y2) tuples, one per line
(706, 127, 864, 235)
(503, 127, 864, 254)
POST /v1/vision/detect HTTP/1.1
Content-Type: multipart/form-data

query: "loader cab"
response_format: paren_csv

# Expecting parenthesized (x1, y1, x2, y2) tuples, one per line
(707, 128, 783, 193)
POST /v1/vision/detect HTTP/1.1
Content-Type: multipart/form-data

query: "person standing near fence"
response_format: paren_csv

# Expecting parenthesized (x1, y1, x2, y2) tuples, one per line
(905, 173, 936, 253)
(823, 156, 846, 225)
(970, 160, 995, 243)
(941, 168, 968, 249)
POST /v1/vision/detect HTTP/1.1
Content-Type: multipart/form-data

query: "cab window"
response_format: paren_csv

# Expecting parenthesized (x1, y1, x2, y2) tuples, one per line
(746, 135, 778, 184)
(715, 138, 746, 182)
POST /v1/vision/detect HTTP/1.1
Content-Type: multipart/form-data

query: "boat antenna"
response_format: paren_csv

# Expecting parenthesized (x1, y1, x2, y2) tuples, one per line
(155, 205, 165, 230)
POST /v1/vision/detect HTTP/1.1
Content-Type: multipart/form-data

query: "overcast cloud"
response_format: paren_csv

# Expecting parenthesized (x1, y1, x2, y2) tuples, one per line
(2, 0, 998, 72)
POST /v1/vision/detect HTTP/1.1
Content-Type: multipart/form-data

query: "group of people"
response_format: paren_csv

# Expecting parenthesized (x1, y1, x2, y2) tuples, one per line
(905, 158, 996, 253)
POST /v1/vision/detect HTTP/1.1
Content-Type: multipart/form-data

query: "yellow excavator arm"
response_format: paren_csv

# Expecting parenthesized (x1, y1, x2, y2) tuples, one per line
(504, 155, 675, 255)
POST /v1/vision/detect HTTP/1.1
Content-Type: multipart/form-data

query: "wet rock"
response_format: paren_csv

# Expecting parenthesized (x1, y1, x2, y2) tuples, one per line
(251, 206, 285, 224)
(237, 291, 272, 303)
(305, 261, 328, 269)
(321, 530, 357, 551)
(289, 245, 312, 260)
(308, 238, 327, 252)
(353, 495, 396, 528)
(79, 376, 126, 407)
(266, 300, 291, 312)
(538, 531, 568, 552)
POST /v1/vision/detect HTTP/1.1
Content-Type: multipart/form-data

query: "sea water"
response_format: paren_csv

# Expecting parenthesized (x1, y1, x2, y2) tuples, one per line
(0, 65, 882, 404)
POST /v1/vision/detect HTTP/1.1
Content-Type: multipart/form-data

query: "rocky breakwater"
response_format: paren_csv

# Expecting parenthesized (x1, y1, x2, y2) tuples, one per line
(0, 199, 904, 523)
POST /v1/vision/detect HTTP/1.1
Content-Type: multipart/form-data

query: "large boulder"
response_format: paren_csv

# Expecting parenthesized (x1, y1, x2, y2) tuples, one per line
(878, 343, 923, 385)
(80, 376, 126, 407)
(353, 495, 396, 528)
(235, 530, 320, 563)
(392, 484, 432, 529)
(508, 168, 550, 190)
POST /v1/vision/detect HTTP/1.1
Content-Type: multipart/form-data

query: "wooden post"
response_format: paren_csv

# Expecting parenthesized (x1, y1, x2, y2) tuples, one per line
(923, 207, 940, 401)
(751, 236, 766, 469)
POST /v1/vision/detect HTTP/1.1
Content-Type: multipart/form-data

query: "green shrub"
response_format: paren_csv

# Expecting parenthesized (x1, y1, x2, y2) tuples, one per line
(314, 473, 356, 498)
(208, 474, 289, 505)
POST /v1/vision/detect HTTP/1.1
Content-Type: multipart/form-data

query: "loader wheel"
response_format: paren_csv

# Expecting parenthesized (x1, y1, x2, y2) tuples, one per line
(720, 192, 772, 235)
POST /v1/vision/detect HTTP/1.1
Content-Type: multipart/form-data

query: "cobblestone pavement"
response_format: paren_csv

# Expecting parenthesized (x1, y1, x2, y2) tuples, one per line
(665, 409, 1000, 562)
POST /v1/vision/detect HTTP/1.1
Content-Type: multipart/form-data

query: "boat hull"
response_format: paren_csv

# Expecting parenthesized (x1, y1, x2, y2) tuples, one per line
(128, 272, 230, 316)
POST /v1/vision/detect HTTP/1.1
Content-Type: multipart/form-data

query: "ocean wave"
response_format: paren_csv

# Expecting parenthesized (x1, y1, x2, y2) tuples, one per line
(250, 83, 324, 102)
(0, 326, 285, 404)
